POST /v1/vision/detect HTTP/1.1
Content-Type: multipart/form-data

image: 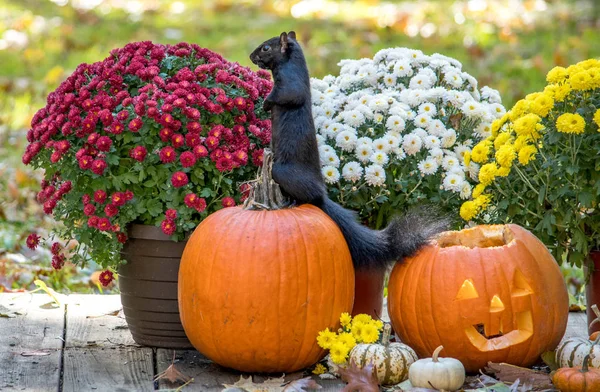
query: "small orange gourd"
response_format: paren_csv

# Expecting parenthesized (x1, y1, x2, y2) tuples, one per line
(553, 353, 600, 392)
(178, 150, 355, 373)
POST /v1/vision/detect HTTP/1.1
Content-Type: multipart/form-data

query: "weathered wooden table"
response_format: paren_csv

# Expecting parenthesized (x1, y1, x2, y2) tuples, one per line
(0, 293, 588, 392)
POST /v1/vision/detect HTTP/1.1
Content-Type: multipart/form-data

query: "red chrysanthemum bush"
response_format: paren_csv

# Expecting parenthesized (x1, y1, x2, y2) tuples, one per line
(23, 41, 273, 274)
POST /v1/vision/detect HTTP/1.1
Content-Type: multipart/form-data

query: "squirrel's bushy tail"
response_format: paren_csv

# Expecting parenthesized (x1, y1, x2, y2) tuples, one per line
(319, 198, 450, 270)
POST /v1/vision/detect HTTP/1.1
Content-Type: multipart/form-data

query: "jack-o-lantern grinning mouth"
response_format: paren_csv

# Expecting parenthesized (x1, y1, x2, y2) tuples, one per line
(474, 323, 504, 339)
(465, 310, 534, 352)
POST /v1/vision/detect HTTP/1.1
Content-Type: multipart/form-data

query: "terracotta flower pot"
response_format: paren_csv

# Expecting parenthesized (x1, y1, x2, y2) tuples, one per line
(586, 250, 600, 334)
(118, 224, 191, 348)
(352, 268, 386, 318)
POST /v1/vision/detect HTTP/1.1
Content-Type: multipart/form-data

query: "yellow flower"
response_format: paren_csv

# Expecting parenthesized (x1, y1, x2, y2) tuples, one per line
(329, 341, 350, 364)
(374, 320, 384, 330)
(567, 64, 584, 76)
(317, 328, 338, 350)
(460, 201, 479, 221)
(340, 312, 352, 328)
(525, 92, 542, 102)
(474, 194, 492, 209)
(594, 109, 600, 129)
(472, 184, 486, 198)
(478, 163, 498, 186)
(312, 363, 327, 375)
(495, 144, 516, 168)
(556, 113, 586, 135)
(570, 71, 593, 91)
(352, 314, 373, 325)
(514, 135, 532, 152)
(351, 322, 364, 341)
(360, 323, 380, 344)
(530, 93, 554, 117)
(496, 166, 511, 177)
(493, 132, 512, 149)
(509, 100, 530, 121)
(471, 140, 491, 163)
(553, 83, 572, 102)
(491, 118, 504, 134)
(546, 66, 568, 84)
(337, 332, 357, 349)
(463, 151, 471, 166)
(513, 113, 541, 137)
(518, 145, 537, 165)
(577, 59, 600, 70)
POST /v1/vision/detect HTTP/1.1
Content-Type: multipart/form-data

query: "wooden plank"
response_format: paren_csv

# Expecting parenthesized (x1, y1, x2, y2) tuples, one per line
(156, 349, 347, 391)
(65, 294, 137, 348)
(561, 311, 588, 342)
(62, 347, 154, 392)
(0, 293, 64, 392)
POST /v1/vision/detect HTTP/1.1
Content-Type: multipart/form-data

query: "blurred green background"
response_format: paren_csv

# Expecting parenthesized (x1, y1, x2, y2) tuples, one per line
(0, 0, 597, 297)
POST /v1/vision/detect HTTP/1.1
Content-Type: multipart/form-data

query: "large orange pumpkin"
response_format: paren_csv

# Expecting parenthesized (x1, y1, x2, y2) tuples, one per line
(178, 203, 355, 373)
(388, 224, 569, 372)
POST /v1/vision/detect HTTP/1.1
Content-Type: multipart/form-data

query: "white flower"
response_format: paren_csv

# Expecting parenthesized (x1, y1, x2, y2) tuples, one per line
(414, 113, 432, 128)
(392, 146, 406, 160)
(322, 165, 340, 184)
(442, 173, 464, 192)
(326, 122, 345, 139)
(314, 116, 327, 130)
(467, 161, 480, 181)
(383, 73, 397, 87)
(311, 78, 329, 92)
(365, 164, 386, 186)
(418, 157, 439, 175)
(320, 150, 340, 167)
(424, 135, 441, 150)
(386, 115, 406, 133)
(441, 128, 457, 148)
(461, 101, 486, 119)
(489, 103, 506, 118)
(475, 121, 492, 138)
(444, 71, 463, 88)
(318, 144, 333, 155)
(356, 144, 373, 163)
(460, 182, 472, 199)
(322, 104, 336, 118)
(430, 147, 444, 163)
(356, 136, 373, 147)
(374, 113, 384, 123)
(393, 60, 413, 77)
(413, 128, 428, 140)
(372, 137, 389, 153)
(370, 151, 389, 165)
(481, 86, 502, 104)
(383, 134, 401, 150)
(342, 161, 363, 182)
(402, 133, 422, 155)
(418, 102, 437, 116)
(441, 154, 459, 171)
(368, 96, 390, 112)
(316, 134, 326, 146)
(335, 131, 358, 152)
(427, 119, 446, 136)
(342, 110, 365, 127)
(409, 72, 434, 90)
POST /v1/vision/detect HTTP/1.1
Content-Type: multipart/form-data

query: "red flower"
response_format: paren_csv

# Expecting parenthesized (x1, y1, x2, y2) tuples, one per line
(96, 136, 112, 152)
(97, 217, 112, 231)
(160, 113, 174, 126)
(94, 190, 107, 203)
(51, 242, 62, 255)
(83, 204, 96, 216)
(110, 122, 124, 134)
(180, 151, 196, 168)
(82, 194, 91, 204)
(55, 140, 71, 153)
(159, 146, 176, 163)
(205, 136, 219, 150)
(196, 197, 207, 212)
(87, 216, 99, 228)
(159, 128, 173, 142)
(124, 190, 134, 201)
(187, 121, 201, 133)
(99, 270, 114, 286)
(43, 199, 57, 214)
(252, 149, 264, 166)
(171, 171, 188, 188)
(91, 159, 108, 175)
(216, 156, 234, 172)
(233, 150, 248, 166)
(26, 233, 41, 250)
(165, 209, 177, 220)
(184, 193, 199, 208)
(52, 254, 65, 270)
(111, 192, 126, 207)
(185, 133, 200, 147)
(116, 232, 128, 244)
(128, 117, 143, 132)
(104, 203, 118, 217)
(193, 145, 208, 158)
(129, 146, 147, 162)
(161, 219, 176, 236)
(78, 155, 93, 170)
(87, 133, 100, 145)
(50, 151, 62, 163)
(171, 133, 184, 148)
(221, 197, 236, 208)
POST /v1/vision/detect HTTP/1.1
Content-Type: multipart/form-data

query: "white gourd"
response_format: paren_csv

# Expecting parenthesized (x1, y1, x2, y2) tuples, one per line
(348, 324, 418, 385)
(409, 346, 465, 391)
(556, 337, 600, 368)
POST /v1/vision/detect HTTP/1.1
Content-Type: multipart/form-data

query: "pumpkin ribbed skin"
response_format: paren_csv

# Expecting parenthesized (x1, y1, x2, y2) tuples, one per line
(388, 224, 569, 372)
(552, 367, 600, 392)
(178, 204, 355, 373)
(556, 338, 600, 368)
(348, 342, 417, 385)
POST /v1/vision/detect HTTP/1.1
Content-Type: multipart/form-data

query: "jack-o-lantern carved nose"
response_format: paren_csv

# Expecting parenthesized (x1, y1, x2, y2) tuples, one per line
(490, 295, 505, 312)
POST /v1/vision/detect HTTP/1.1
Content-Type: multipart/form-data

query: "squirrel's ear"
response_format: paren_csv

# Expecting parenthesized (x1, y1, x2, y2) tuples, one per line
(288, 31, 296, 40)
(279, 32, 288, 53)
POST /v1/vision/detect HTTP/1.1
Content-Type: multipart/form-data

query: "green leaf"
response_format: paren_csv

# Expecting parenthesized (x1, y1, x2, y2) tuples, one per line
(541, 351, 559, 371)
(579, 191, 594, 208)
(146, 199, 163, 217)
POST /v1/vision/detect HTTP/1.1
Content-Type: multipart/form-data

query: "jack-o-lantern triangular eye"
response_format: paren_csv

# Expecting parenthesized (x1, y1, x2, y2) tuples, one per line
(456, 279, 479, 300)
(512, 269, 534, 297)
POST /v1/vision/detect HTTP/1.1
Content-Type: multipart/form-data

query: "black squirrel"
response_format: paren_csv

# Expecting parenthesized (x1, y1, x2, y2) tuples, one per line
(250, 32, 449, 271)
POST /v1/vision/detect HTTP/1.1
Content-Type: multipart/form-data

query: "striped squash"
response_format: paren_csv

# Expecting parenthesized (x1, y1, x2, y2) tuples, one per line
(348, 324, 418, 385)
(556, 338, 600, 368)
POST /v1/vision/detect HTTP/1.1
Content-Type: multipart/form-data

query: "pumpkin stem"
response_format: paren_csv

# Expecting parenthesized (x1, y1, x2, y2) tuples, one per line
(243, 149, 291, 211)
(582, 353, 591, 373)
(432, 345, 444, 363)
(381, 323, 392, 347)
(589, 304, 600, 331)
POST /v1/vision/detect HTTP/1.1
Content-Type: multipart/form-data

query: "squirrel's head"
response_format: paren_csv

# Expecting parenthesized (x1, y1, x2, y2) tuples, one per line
(250, 31, 297, 70)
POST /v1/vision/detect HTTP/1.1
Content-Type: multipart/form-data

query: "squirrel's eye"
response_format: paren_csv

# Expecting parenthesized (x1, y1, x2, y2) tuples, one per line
(262, 45, 271, 52)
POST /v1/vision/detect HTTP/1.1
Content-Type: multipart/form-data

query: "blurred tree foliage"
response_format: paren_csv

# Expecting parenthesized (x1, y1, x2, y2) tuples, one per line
(0, 0, 598, 292)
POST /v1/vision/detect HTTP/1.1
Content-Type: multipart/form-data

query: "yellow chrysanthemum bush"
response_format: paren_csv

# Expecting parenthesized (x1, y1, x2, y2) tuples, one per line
(461, 58, 600, 266)
(316, 313, 384, 366)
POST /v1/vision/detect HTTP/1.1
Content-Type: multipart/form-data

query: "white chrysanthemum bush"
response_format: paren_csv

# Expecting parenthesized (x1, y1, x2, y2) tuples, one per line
(311, 48, 506, 228)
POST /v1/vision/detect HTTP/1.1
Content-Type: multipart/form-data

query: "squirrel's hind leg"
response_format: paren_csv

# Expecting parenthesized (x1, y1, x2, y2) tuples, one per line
(272, 162, 325, 204)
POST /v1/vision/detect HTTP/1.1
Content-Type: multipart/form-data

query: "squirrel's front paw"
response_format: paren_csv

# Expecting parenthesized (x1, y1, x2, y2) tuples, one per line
(263, 100, 274, 112)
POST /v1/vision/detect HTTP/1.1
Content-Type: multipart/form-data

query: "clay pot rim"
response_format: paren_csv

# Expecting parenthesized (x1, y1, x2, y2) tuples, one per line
(127, 223, 190, 242)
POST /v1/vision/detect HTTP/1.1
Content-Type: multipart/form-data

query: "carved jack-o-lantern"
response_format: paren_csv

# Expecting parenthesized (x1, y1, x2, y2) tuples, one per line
(388, 224, 569, 372)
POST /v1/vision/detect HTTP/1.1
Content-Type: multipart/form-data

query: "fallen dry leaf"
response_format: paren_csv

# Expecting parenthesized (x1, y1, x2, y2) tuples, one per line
(484, 362, 553, 390)
(222, 375, 285, 391)
(283, 376, 321, 391)
(449, 113, 463, 130)
(338, 360, 379, 392)
(21, 350, 51, 356)
(154, 352, 192, 384)
(86, 309, 121, 318)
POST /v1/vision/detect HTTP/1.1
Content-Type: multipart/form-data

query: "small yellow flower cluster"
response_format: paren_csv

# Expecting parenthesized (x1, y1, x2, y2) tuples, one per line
(316, 312, 384, 364)
(459, 58, 600, 221)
